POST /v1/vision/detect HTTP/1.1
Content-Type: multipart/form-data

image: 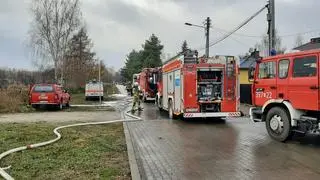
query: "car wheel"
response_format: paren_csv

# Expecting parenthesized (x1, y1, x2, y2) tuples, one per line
(58, 102, 63, 110)
(32, 104, 39, 109)
(265, 107, 292, 142)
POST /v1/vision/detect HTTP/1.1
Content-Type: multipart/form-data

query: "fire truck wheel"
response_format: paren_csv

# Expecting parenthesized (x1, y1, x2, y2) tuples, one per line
(265, 107, 292, 142)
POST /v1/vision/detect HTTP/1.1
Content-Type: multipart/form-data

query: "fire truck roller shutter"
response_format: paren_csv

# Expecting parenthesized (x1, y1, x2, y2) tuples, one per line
(162, 72, 169, 110)
(174, 70, 181, 114)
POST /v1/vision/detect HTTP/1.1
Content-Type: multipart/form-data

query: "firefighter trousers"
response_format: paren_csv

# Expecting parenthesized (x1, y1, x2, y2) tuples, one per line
(131, 96, 141, 111)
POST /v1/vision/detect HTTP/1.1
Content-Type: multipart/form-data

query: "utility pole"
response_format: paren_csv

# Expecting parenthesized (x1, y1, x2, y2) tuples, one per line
(204, 17, 211, 58)
(98, 60, 102, 104)
(267, 0, 276, 55)
(185, 17, 211, 57)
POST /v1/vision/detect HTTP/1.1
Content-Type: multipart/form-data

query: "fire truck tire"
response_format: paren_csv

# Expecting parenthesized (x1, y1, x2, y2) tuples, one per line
(265, 107, 292, 142)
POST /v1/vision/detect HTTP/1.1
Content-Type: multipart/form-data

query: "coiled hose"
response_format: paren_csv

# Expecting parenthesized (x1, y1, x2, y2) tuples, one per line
(0, 110, 141, 180)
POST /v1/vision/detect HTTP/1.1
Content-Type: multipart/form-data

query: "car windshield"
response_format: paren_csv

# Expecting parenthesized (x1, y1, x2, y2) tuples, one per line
(33, 85, 53, 92)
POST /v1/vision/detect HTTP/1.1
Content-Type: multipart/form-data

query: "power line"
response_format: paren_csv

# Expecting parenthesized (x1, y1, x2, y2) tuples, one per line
(280, 29, 320, 37)
(213, 27, 261, 38)
(215, 29, 252, 48)
(212, 27, 320, 38)
(198, 4, 268, 51)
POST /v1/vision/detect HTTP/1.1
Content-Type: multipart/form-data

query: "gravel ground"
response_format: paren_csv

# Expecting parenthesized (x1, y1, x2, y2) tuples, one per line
(0, 111, 121, 124)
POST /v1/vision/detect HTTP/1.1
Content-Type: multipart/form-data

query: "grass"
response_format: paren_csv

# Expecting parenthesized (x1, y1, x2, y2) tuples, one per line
(70, 84, 120, 105)
(0, 122, 131, 180)
(0, 83, 120, 114)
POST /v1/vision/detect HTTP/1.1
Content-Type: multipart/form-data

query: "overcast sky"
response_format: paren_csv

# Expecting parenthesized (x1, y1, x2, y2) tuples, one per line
(1, 0, 320, 70)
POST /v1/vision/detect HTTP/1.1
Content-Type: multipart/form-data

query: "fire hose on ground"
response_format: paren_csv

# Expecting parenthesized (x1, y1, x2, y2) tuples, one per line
(0, 110, 142, 180)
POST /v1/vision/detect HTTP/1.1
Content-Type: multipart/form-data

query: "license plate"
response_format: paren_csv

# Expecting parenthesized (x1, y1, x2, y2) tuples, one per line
(40, 101, 48, 104)
(39, 96, 48, 100)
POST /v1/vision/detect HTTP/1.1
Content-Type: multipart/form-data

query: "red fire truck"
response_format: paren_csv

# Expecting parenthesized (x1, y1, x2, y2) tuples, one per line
(156, 50, 241, 119)
(249, 48, 320, 142)
(138, 68, 159, 102)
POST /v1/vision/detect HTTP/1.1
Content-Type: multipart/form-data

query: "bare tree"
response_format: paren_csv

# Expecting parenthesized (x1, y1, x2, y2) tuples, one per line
(294, 34, 304, 48)
(255, 29, 286, 56)
(29, 0, 82, 82)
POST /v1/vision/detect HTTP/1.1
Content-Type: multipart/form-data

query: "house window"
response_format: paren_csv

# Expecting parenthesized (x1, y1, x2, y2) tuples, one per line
(258, 61, 276, 79)
(278, 59, 289, 79)
(293, 56, 317, 77)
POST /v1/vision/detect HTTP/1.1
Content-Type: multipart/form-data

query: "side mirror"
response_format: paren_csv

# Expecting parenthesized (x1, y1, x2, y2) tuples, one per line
(248, 66, 255, 82)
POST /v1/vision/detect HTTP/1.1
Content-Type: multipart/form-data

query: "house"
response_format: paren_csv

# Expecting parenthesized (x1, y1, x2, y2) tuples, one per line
(238, 50, 259, 104)
(293, 37, 320, 51)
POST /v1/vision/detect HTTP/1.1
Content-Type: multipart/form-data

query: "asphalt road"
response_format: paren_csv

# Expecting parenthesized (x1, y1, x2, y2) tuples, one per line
(125, 102, 320, 180)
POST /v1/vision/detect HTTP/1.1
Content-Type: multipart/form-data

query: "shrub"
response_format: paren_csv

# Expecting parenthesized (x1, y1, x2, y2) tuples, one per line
(0, 84, 31, 113)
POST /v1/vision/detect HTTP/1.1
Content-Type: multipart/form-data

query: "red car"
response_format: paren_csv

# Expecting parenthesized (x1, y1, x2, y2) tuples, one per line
(29, 84, 71, 110)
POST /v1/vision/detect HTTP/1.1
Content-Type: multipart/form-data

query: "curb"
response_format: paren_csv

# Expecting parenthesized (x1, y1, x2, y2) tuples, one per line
(123, 122, 141, 180)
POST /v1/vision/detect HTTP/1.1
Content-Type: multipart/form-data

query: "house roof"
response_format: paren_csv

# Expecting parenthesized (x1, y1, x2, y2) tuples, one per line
(240, 57, 256, 69)
(293, 37, 320, 51)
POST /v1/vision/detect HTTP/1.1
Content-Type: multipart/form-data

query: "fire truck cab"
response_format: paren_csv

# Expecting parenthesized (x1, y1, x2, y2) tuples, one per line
(157, 50, 241, 119)
(249, 49, 320, 142)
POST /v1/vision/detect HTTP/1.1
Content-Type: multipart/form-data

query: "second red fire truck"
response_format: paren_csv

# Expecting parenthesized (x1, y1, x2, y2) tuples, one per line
(138, 68, 159, 101)
(156, 50, 241, 119)
(249, 47, 320, 142)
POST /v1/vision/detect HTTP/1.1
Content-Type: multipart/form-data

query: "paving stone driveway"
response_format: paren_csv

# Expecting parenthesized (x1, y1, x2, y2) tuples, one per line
(125, 104, 320, 180)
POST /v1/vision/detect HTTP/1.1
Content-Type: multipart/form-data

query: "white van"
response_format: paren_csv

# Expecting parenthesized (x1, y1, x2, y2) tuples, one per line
(85, 81, 104, 100)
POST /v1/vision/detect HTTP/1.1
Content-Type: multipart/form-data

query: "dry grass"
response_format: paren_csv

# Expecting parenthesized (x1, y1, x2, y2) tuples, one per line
(0, 122, 131, 179)
(0, 84, 32, 113)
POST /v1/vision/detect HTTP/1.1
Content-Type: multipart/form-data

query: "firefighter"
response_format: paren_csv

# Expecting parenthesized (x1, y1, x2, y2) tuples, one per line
(131, 82, 142, 113)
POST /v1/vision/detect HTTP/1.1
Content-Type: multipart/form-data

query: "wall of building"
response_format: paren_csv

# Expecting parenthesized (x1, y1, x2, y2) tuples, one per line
(239, 69, 251, 84)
